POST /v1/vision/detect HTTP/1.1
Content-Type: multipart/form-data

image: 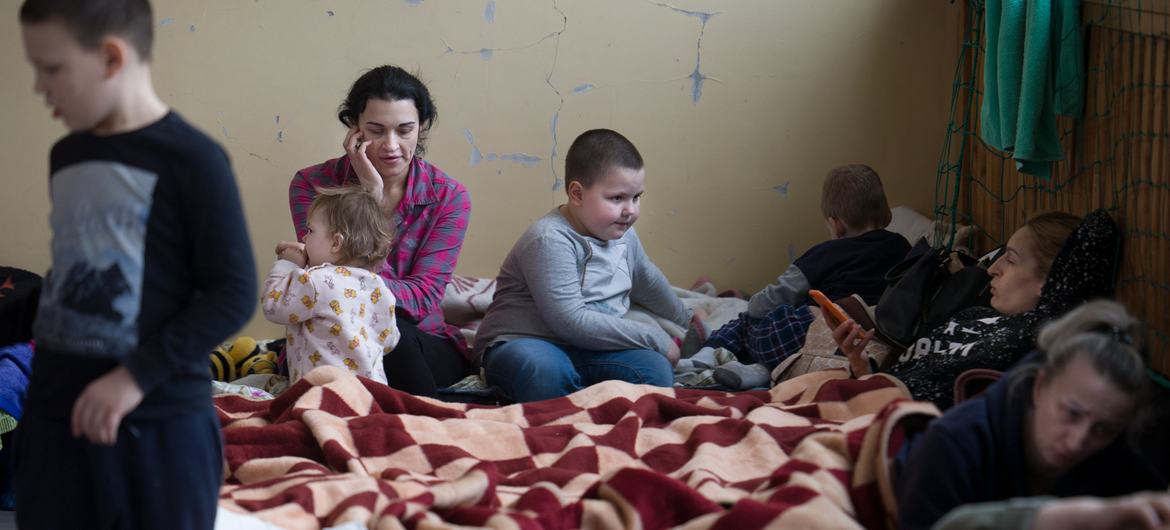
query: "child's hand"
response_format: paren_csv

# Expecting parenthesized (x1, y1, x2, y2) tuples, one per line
(343, 127, 383, 200)
(664, 339, 681, 366)
(71, 366, 144, 445)
(275, 241, 307, 267)
(830, 319, 874, 376)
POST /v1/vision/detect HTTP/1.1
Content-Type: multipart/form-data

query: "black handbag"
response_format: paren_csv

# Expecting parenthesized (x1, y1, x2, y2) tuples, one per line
(874, 238, 994, 349)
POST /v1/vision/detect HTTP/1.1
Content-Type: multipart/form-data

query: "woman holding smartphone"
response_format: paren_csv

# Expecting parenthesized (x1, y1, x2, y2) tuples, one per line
(288, 65, 472, 397)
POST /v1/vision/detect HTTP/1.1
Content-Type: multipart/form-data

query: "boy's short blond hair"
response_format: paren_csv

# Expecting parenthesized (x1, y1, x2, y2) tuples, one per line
(820, 164, 892, 232)
(308, 187, 393, 271)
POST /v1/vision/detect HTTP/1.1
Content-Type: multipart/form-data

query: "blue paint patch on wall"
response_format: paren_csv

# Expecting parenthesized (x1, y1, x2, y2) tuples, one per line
(771, 181, 790, 197)
(464, 129, 484, 166)
(464, 129, 540, 168)
(549, 112, 561, 190)
(572, 84, 594, 94)
(405, 0, 423, 5)
(479, 48, 494, 61)
(650, 2, 718, 104)
(499, 154, 541, 167)
(159, 17, 174, 26)
(484, 1, 496, 22)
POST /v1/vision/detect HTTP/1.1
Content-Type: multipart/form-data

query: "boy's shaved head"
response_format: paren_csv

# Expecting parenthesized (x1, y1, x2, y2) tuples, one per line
(21, 0, 154, 61)
(565, 129, 643, 189)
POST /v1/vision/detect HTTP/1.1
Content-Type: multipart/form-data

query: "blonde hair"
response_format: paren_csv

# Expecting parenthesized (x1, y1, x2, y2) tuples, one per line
(1035, 300, 1146, 394)
(820, 164, 892, 232)
(1016, 300, 1151, 438)
(1022, 211, 1081, 277)
(308, 187, 393, 271)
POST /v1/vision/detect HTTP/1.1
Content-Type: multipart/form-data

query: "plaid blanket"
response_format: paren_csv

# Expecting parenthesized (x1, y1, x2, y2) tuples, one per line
(216, 366, 938, 530)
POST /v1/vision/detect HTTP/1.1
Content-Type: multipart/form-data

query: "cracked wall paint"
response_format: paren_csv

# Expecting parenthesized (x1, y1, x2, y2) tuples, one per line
(437, 0, 566, 192)
(484, 1, 495, 23)
(159, 17, 174, 26)
(464, 129, 542, 168)
(544, 1, 568, 191)
(771, 182, 790, 197)
(649, 2, 717, 103)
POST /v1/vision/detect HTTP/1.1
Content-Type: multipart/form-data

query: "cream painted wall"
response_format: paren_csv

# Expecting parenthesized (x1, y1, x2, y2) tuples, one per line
(1, 1, 959, 339)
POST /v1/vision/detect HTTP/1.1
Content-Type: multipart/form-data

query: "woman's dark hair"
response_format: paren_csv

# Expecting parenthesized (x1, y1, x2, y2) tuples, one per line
(337, 65, 437, 158)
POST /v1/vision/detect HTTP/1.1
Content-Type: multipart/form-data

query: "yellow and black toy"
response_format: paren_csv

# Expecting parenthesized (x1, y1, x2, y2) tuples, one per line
(209, 336, 282, 382)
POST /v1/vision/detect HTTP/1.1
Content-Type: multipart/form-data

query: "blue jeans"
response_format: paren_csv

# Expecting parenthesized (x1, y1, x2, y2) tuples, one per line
(482, 338, 673, 402)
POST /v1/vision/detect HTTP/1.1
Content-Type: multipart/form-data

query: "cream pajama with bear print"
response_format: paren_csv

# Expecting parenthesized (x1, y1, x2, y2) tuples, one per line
(261, 260, 400, 384)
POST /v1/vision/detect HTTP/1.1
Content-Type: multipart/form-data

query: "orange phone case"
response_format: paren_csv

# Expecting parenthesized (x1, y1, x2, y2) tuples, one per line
(809, 289, 849, 328)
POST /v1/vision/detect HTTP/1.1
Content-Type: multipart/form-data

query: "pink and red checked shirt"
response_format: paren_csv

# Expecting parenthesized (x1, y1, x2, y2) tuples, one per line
(290, 156, 472, 357)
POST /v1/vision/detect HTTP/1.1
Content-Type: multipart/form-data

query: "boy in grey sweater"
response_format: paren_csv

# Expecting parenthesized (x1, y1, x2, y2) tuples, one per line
(473, 129, 688, 402)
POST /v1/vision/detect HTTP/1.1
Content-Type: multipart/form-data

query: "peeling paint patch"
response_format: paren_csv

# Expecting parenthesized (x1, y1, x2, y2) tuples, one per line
(572, 84, 594, 94)
(159, 17, 174, 26)
(484, 1, 496, 22)
(188, 24, 197, 32)
(465, 129, 541, 168)
(326, 10, 334, 16)
(479, 48, 494, 61)
(405, 0, 423, 5)
(499, 153, 541, 167)
(649, 2, 718, 103)
(771, 181, 790, 197)
(275, 115, 280, 124)
(277, 131, 284, 143)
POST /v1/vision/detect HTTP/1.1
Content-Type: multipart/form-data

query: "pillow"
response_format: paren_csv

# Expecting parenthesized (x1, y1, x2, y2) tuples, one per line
(888, 206, 976, 254)
(441, 275, 496, 326)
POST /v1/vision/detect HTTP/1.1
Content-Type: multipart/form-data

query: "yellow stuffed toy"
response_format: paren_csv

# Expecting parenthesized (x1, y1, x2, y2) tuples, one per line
(209, 336, 281, 381)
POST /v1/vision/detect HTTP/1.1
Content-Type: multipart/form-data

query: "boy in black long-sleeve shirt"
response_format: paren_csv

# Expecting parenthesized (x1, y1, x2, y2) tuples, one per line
(688, 164, 909, 389)
(17, 1, 256, 527)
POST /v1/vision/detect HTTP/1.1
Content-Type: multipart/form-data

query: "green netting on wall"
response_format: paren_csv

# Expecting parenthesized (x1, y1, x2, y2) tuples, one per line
(934, 0, 1170, 377)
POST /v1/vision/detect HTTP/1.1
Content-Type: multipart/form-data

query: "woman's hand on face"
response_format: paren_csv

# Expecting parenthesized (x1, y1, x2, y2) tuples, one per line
(276, 241, 308, 268)
(344, 126, 383, 198)
(830, 319, 874, 376)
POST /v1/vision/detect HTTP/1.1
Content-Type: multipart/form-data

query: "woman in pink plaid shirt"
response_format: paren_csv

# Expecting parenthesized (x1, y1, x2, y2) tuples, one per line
(290, 65, 471, 397)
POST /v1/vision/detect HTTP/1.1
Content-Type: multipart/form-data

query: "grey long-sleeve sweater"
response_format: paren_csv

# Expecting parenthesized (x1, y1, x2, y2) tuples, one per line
(472, 208, 688, 364)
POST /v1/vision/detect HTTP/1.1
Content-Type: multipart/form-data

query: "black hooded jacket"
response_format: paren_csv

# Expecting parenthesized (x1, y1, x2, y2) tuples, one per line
(886, 209, 1120, 409)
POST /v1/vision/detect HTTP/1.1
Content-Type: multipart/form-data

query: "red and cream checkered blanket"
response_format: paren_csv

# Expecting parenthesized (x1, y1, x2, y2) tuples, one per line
(215, 366, 938, 530)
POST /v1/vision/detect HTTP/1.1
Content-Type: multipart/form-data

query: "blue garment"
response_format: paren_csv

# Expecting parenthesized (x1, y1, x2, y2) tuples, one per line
(0, 342, 32, 420)
(896, 358, 1166, 530)
(482, 338, 673, 402)
(791, 229, 910, 306)
(15, 407, 222, 530)
(705, 304, 815, 369)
